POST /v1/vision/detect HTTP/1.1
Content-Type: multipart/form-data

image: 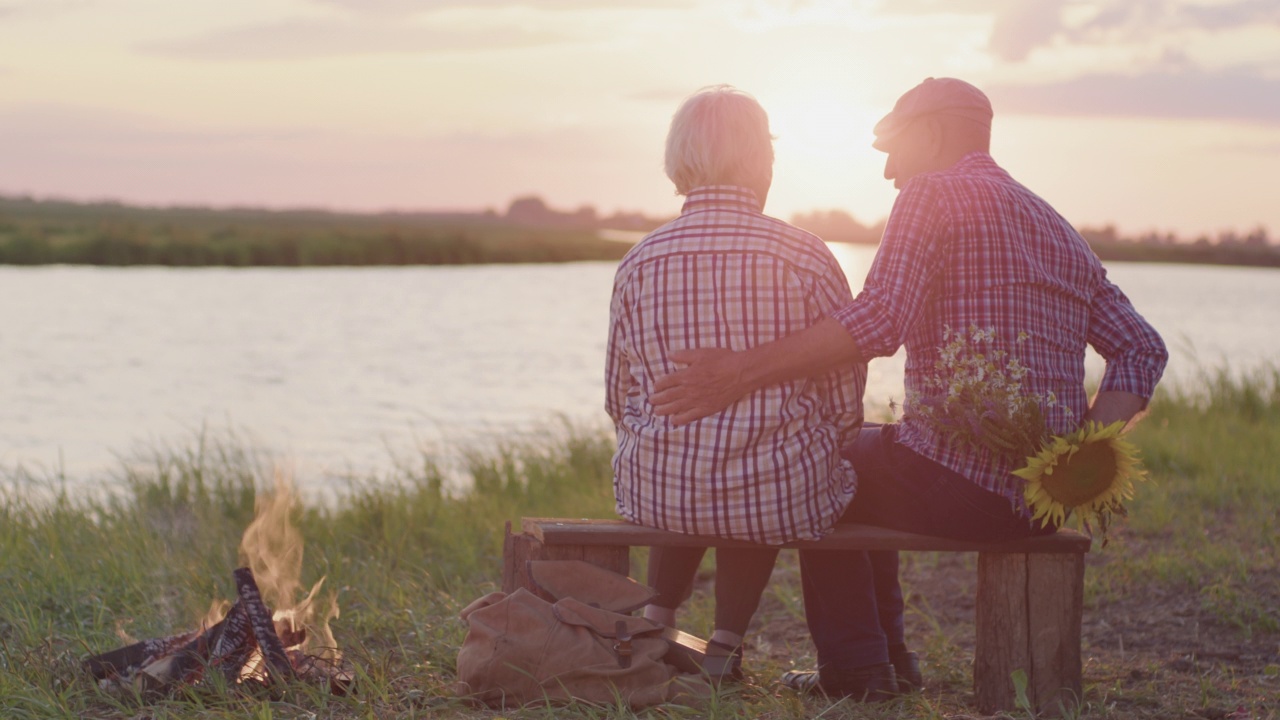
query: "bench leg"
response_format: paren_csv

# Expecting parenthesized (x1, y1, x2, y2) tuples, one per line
(975, 551, 1084, 716)
(501, 521, 631, 598)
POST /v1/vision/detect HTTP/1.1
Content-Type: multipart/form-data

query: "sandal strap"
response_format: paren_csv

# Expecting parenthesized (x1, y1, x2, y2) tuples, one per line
(780, 669, 821, 692)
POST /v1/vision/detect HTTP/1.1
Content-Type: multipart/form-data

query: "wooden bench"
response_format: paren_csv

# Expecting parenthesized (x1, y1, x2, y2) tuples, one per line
(503, 517, 1090, 714)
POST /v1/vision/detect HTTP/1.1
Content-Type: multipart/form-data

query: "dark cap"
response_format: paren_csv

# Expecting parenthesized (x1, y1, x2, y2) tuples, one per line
(872, 77, 992, 151)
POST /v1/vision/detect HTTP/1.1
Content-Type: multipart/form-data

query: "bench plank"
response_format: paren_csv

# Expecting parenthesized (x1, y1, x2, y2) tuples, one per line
(509, 516, 1089, 715)
(522, 517, 1091, 554)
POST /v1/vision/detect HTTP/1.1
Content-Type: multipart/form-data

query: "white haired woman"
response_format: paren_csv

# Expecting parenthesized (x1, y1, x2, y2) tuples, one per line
(605, 85, 867, 682)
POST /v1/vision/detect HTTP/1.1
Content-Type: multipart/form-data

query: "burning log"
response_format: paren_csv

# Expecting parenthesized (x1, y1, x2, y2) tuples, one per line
(289, 649, 356, 696)
(85, 480, 347, 698)
(84, 629, 200, 681)
(84, 567, 348, 697)
(209, 601, 255, 683)
(233, 567, 296, 683)
(133, 609, 241, 694)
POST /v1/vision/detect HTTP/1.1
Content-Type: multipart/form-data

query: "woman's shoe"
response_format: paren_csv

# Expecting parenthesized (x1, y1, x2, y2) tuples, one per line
(701, 639, 744, 683)
(780, 662, 897, 702)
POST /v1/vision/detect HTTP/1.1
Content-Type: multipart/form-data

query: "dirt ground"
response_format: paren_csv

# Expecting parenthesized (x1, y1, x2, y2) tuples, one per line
(722, 537, 1280, 719)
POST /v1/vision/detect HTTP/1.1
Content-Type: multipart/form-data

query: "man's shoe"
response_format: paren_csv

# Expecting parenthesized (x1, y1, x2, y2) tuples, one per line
(890, 650, 923, 693)
(781, 662, 897, 702)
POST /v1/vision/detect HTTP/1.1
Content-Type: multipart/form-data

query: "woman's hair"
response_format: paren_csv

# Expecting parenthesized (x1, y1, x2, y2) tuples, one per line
(664, 85, 774, 197)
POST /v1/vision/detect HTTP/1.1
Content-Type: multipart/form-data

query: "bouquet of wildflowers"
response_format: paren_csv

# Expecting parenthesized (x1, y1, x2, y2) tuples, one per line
(909, 325, 1063, 461)
(910, 325, 1146, 540)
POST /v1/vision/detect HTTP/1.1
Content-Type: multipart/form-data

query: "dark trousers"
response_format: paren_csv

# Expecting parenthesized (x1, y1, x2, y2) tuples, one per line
(801, 424, 1052, 669)
(647, 545, 780, 636)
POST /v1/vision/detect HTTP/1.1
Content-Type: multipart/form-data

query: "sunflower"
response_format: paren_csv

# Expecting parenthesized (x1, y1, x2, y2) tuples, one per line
(1014, 420, 1147, 535)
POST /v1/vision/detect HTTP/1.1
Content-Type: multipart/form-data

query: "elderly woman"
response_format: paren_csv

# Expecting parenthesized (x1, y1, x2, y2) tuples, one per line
(604, 85, 867, 681)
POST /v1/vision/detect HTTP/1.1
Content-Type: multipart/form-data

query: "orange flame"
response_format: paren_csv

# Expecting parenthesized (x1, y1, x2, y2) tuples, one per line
(238, 472, 340, 662)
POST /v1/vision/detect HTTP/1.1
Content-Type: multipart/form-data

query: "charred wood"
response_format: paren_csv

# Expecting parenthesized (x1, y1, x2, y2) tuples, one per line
(84, 629, 198, 680)
(133, 614, 234, 695)
(288, 649, 355, 696)
(233, 567, 296, 682)
(209, 601, 256, 682)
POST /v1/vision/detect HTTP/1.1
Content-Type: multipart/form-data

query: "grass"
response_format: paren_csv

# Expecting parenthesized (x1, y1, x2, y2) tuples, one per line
(2, 371, 1278, 719)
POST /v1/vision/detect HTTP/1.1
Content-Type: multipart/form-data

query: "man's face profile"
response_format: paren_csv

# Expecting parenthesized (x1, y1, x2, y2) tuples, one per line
(880, 119, 937, 190)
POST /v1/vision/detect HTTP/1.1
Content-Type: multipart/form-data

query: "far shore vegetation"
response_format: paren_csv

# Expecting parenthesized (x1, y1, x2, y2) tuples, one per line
(1, 366, 1277, 719)
(3, 194, 1278, 269)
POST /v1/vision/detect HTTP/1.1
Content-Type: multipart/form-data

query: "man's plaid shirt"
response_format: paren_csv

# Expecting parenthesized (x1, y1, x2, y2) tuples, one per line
(607, 186, 864, 545)
(832, 152, 1168, 511)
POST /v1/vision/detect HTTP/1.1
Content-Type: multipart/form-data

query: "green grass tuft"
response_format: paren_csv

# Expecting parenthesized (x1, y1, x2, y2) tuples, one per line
(2, 370, 1278, 718)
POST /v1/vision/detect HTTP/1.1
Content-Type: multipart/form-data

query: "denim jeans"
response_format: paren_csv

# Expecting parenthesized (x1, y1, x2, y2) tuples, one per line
(799, 424, 1052, 669)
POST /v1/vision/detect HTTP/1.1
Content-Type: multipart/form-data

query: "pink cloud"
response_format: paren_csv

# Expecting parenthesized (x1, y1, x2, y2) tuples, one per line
(0, 103, 674, 215)
(987, 68, 1280, 125)
(139, 18, 573, 60)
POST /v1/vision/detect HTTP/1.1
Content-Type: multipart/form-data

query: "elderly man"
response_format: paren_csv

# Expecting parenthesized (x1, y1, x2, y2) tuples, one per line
(605, 85, 866, 681)
(651, 78, 1168, 700)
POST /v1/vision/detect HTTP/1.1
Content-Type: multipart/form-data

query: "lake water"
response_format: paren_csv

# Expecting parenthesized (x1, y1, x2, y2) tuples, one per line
(2, 246, 1277, 494)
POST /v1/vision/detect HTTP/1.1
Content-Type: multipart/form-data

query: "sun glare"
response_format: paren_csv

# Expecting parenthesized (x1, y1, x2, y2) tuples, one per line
(762, 84, 892, 219)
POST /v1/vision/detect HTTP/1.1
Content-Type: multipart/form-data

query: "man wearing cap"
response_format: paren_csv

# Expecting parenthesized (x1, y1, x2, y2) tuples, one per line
(648, 77, 1168, 700)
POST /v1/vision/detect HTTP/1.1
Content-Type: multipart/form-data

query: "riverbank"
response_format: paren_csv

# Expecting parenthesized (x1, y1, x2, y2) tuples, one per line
(0, 197, 630, 266)
(2, 369, 1277, 719)
(4, 195, 1278, 268)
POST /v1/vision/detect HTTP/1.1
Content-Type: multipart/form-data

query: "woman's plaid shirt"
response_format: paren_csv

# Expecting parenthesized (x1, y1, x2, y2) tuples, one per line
(606, 186, 865, 545)
(832, 153, 1168, 511)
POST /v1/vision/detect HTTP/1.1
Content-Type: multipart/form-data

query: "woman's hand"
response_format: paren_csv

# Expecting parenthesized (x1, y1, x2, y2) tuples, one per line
(651, 319, 861, 426)
(650, 348, 749, 426)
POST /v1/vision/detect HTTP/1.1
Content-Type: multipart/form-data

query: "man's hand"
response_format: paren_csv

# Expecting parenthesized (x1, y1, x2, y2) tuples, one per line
(1084, 390, 1148, 429)
(650, 348, 748, 426)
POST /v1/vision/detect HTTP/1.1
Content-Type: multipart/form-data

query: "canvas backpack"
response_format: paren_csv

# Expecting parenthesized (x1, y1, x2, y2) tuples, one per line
(454, 560, 709, 708)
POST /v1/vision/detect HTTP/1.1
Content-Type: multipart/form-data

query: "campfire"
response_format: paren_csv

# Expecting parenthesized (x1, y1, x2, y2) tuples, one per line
(85, 478, 352, 695)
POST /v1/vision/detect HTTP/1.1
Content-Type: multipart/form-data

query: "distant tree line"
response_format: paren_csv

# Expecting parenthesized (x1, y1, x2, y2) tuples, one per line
(788, 209, 885, 244)
(1079, 224, 1280, 268)
(504, 195, 665, 232)
(785, 210, 1280, 267)
(0, 196, 629, 266)
(2, 194, 1276, 268)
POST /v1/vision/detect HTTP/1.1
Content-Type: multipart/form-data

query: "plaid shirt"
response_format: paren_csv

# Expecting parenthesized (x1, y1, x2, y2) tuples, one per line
(832, 152, 1168, 510)
(607, 186, 864, 545)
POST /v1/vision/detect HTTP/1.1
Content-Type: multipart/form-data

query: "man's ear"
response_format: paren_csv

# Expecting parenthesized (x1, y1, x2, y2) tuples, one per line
(921, 116, 945, 160)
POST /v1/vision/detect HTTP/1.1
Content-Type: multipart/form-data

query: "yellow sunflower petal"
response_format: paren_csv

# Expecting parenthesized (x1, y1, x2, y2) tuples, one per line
(1019, 420, 1148, 534)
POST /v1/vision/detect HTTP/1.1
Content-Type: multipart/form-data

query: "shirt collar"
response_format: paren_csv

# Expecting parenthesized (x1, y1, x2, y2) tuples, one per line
(680, 185, 763, 214)
(950, 151, 999, 173)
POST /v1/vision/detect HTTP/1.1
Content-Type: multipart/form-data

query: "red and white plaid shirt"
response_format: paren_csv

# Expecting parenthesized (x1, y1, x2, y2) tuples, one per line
(832, 152, 1168, 510)
(607, 186, 864, 545)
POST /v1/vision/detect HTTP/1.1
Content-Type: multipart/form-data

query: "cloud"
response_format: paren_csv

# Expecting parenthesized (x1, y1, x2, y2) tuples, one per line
(871, 0, 1004, 15)
(1213, 139, 1280, 154)
(140, 18, 571, 60)
(986, 0, 1280, 61)
(1184, 0, 1280, 28)
(988, 0, 1067, 62)
(987, 67, 1280, 124)
(1080, 0, 1280, 34)
(309, 0, 692, 15)
(880, 0, 1280, 63)
(0, 0, 89, 17)
(627, 88, 695, 104)
(0, 103, 672, 214)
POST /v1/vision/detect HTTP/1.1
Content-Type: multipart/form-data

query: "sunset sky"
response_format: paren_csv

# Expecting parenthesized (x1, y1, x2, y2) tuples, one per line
(1, 0, 1278, 237)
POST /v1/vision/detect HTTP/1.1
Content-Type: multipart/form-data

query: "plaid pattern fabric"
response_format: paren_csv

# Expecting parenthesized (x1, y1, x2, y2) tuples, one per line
(831, 152, 1168, 509)
(607, 186, 864, 545)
